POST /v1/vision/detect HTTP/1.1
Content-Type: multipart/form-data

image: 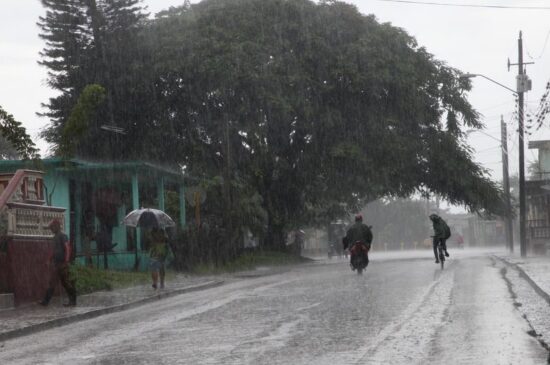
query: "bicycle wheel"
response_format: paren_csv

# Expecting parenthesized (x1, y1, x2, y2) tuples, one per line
(438, 247, 445, 270)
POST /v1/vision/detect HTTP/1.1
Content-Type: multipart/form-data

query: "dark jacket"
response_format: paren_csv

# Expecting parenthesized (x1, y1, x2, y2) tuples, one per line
(344, 222, 373, 249)
(431, 217, 447, 239)
(52, 232, 69, 264)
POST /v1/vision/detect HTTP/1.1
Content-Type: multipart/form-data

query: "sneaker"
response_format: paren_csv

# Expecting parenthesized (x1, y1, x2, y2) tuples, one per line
(152, 284, 157, 289)
(435, 259, 440, 264)
(445, 251, 450, 257)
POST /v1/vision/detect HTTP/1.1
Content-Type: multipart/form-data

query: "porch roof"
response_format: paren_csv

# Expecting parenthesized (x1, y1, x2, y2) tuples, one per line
(0, 158, 187, 185)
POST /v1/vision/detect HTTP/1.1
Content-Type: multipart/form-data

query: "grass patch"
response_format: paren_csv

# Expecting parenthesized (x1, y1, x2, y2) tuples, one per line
(70, 265, 174, 295)
(192, 250, 310, 275)
(69, 251, 308, 294)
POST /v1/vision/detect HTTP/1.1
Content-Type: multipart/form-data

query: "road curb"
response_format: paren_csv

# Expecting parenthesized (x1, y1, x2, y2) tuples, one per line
(493, 255, 550, 306)
(0, 280, 224, 343)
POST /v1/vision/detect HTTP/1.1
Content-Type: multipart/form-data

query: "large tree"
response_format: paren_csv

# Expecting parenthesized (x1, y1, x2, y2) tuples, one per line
(145, 0, 504, 248)
(38, 0, 151, 160)
(37, 0, 506, 252)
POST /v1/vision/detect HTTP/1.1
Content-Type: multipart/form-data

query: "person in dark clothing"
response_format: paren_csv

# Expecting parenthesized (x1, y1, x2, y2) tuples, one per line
(429, 213, 450, 264)
(343, 214, 373, 268)
(39, 219, 77, 307)
(149, 228, 168, 289)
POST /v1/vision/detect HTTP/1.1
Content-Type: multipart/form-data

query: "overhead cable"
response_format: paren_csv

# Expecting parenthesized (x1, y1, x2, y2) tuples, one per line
(376, 0, 550, 10)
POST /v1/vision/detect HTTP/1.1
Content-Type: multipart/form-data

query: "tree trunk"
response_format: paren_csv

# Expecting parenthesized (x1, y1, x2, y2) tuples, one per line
(264, 212, 286, 251)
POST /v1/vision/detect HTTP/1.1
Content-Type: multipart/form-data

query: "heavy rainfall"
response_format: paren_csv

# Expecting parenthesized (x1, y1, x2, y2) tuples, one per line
(1, 0, 550, 364)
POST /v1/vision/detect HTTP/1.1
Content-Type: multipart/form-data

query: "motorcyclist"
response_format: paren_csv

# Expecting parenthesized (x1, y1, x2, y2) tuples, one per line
(429, 213, 450, 264)
(343, 214, 373, 270)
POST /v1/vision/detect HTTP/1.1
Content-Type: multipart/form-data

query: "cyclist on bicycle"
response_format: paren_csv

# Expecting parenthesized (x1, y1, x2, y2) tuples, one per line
(429, 213, 450, 264)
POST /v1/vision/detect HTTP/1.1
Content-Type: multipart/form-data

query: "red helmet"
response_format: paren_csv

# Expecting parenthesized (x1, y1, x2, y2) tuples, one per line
(354, 214, 363, 222)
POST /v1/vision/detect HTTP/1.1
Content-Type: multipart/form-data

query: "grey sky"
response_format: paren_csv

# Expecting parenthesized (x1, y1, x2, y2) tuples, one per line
(2, 0, 550, 183)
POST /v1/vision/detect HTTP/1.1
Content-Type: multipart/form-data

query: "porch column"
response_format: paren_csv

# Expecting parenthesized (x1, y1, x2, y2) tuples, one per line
(132, 173, 139, 210)
(179, 184, 186, 228)
(132, 173, 141, 250)
(74, 182, 82, 254)
(157, 177, 165, 211)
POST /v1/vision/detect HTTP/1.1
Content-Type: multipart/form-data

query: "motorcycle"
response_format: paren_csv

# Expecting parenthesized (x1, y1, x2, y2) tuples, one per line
(349, 241, 369, 275)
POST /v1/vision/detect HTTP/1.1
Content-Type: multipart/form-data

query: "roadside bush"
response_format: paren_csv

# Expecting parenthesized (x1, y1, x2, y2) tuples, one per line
(69, 265, 151, 295)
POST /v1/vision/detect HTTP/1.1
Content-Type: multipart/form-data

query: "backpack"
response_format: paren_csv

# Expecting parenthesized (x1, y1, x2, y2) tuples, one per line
(443, 223, 451, 239)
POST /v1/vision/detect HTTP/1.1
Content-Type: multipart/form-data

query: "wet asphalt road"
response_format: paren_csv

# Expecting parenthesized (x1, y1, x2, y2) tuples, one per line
(0, 252, 548, 364)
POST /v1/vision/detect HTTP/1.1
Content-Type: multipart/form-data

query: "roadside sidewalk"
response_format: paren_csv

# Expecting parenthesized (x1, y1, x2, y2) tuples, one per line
(0, 274, 224, 342)
(495, 253, 550, 304)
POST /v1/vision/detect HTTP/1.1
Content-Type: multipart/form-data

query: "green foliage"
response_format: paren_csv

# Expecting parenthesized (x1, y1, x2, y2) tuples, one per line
(145, 0, 504, 243)
(0, 106, 39, 159)
(60, 84, 107, 157)
(0, 135, 22, 161)
(38, 0, 506, 257)
(39, 0, 152, 161)
(70, 264, 161, 295)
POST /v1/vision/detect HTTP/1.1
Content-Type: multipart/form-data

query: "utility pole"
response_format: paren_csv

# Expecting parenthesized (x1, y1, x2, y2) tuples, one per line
(509, 31, 533, 257)
(518, 32, 526, 257)
(501, 115, 513, 252)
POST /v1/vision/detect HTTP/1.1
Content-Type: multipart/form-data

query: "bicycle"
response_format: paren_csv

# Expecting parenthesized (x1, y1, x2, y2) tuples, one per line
(431, 236, 446, 270)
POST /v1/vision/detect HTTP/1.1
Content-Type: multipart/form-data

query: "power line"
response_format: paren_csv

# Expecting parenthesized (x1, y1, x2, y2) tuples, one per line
(376, 0, 550, 10)
(527, 29, 550, 60)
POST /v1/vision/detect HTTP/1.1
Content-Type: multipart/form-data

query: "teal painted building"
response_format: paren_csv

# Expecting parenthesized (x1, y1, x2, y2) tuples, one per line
(0, 159, 187, 271)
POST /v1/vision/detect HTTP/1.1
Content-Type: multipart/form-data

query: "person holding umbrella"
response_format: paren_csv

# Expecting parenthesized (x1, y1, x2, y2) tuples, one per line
(149, 227, 168, 289)
(122, 208, 175, 289)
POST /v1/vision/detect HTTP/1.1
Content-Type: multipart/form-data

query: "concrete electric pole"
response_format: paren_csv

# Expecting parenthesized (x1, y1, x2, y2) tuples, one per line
(501, 115, 513, 253)
(508, 31, 533, 257)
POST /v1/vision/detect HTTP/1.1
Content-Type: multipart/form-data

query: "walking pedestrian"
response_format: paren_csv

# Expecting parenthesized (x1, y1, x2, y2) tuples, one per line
(149, 227, 168, 289)
(39, 219, 77, 307)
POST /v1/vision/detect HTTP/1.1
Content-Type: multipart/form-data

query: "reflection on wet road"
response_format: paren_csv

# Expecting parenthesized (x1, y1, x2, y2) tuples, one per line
(0, 252, 547, 364)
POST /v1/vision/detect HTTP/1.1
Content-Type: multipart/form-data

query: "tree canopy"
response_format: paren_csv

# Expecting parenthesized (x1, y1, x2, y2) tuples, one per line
(0, 106, 39, 160)
(38, 0, 506, 249)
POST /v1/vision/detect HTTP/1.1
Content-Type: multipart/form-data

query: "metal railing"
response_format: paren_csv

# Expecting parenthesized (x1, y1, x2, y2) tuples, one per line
(529, 226, 550, 239)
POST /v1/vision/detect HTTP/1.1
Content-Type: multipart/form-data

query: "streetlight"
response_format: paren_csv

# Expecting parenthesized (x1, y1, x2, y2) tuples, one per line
(462, 73, 518, 95)
(466, 118, 513, 253)
(462, 72, 525, 256)
(465, 129, 503, 144)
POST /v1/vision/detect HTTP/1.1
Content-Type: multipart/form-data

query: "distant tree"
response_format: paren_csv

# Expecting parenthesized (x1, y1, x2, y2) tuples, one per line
(362, 199, 430, 248)
(0, 136, 20, 161)
(0, 106, 39, 159)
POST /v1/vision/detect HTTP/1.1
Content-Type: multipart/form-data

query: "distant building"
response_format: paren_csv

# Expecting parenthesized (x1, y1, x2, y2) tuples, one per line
(526, 140, 550, 254)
